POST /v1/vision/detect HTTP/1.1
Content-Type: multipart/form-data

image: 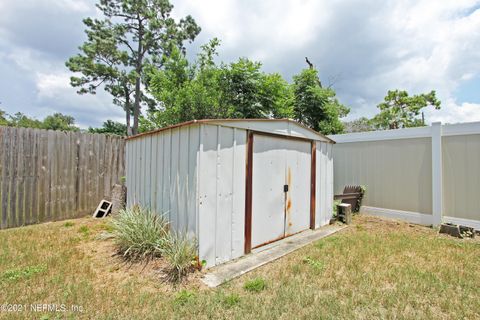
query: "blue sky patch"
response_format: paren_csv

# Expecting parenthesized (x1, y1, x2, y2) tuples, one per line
(455, 77, 480, 104)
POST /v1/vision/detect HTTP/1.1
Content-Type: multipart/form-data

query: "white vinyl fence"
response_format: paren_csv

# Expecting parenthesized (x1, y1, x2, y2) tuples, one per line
(330, 122, 480, 229)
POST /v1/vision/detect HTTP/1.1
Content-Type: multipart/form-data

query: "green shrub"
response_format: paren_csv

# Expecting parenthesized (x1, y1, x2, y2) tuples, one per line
(163, 232, 197, 282)
(109, 206, 169, 261)
(244, 277, 267, 292)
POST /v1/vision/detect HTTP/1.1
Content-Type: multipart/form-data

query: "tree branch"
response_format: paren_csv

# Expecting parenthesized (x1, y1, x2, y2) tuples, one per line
(117, 38, 135, 55)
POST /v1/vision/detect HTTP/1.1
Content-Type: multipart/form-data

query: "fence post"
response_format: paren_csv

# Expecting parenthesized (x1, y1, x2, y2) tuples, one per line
(431, 122, 443, 226)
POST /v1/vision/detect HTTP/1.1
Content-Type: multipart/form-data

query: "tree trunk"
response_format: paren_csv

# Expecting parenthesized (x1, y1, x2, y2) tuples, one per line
(132, 75, 141, 135)
(132, 20, 144, 136)
(126, 109, 131, 136)
(125, 86, 132, 136)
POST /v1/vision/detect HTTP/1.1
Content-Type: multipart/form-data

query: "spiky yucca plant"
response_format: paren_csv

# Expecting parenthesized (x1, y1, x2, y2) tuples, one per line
(163, 232, 198, 282)
(110, 206, 169, 260)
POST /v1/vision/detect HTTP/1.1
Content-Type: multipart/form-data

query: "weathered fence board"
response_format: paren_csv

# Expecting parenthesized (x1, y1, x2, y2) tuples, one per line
(0, 126, 125, 229)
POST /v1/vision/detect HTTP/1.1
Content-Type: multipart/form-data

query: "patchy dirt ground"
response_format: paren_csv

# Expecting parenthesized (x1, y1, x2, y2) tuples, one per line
(77, 218, 206, 293)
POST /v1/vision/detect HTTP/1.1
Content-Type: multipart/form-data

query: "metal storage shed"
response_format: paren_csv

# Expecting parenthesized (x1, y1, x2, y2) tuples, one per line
(125, 119, 335, 267)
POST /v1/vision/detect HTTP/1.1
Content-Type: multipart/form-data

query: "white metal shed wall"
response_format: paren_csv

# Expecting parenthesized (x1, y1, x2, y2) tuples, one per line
(126, 123, 247, 267)
(126, 120, 334, 268)
(126, 125, 200, 237)
(315, 141, 334, 227)
(197, 124, 247, 267)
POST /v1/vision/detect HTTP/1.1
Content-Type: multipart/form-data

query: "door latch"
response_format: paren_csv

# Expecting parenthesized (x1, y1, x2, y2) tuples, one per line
(283, 184, 289, 192)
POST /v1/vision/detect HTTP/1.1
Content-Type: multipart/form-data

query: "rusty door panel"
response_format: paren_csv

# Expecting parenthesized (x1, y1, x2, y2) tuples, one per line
(284, 138, 311, 236)
(251, 134, 311, 248)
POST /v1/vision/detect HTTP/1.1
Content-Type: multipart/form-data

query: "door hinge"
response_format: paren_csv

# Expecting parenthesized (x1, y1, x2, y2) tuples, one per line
(283, 184, 289, 192)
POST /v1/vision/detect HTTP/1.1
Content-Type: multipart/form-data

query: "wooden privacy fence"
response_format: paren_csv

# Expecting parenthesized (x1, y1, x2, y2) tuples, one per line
(0, 126, 125, 229)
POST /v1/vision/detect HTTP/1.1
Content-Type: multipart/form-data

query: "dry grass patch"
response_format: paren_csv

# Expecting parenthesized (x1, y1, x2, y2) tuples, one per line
(0, 214, 479, 319)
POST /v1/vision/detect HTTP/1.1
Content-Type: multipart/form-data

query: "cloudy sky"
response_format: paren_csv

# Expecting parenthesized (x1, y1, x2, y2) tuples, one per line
(0, 0, 479, 128)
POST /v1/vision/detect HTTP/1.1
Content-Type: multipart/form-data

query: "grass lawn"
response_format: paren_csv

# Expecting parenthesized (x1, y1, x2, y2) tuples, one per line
(0, 215, 479, 319)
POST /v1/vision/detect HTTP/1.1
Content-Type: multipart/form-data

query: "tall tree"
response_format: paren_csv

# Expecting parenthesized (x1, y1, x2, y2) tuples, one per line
(143, 40, 225, 130)
(89, 120, 127, 135)
(223, 58, 269, 118)
(143, 39, 293, 130)
(373, 90, 441, 129)
(66, 16, 134, 133)
(67, 0, 201, 135)
(42, 113, 79, 131)
(292, 68, 349, 134)
(222, 58, 293, 119)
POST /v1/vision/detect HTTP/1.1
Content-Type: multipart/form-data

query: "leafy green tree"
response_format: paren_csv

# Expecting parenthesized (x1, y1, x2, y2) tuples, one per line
(343, 117, 376, 133)
(42, 113, 79, 131)
(223, 58, 277, 118)
(292, 68, 349, 134)
(372, 90, 441, 129)
(0, 109, 9, 126)
(143, 39, 294, 130)
(67, 0, 201, 135)
(1, 111, 79, 131)
(142, 40, 225, 130)
(66, 17, 135, 134)
(89, 120, 127, 135)
(261, 73, 294, 119)
(8, 112, 43, 129)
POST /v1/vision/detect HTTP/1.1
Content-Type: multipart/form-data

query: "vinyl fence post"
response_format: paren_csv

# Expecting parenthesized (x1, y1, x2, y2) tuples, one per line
(431, 122, 443, 226)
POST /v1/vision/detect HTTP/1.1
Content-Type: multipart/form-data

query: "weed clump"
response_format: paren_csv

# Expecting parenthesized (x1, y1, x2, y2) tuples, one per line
(222, 293, 240, 307)
(244, 277, 267, 292)
(174, 290, 196, 306)
(2, 264, 47, 282)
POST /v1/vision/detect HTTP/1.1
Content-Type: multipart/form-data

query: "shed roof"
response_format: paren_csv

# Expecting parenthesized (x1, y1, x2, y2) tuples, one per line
(126, 119, 335, 143)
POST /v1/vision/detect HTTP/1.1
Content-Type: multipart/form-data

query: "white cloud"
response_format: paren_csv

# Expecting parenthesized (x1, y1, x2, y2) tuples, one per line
(0, 0, 90, 15)
(427, 99, 480, 124)
(36, 72, 71, 98)
(34, 71, 124, 128)
(174, 0, 480, 123)
(0, 0, 479, 127)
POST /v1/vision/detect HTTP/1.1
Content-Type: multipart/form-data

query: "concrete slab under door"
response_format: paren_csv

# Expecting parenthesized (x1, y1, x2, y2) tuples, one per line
(202, 224, 346, 288)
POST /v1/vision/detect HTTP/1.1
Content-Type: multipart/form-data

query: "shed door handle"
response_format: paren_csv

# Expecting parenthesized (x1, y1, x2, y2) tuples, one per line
(284, 184, 289, 192)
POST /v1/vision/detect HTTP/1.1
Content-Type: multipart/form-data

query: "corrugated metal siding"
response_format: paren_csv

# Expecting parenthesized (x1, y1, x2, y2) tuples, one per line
(316, 141, 334, 227)
(206, 119, 333, 142)
(333, 138, 432, 215)
(126, 121, 334, 268)
(126, 125, 200, 236)
(197, 124, 247, 267)
(443, 134, 480, 220)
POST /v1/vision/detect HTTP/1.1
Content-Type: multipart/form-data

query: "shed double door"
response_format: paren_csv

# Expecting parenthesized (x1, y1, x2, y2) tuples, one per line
(251, 134, 311, 248)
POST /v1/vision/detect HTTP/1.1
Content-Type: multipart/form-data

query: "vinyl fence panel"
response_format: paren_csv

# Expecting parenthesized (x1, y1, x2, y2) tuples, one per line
(330, 122, 480, 229)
